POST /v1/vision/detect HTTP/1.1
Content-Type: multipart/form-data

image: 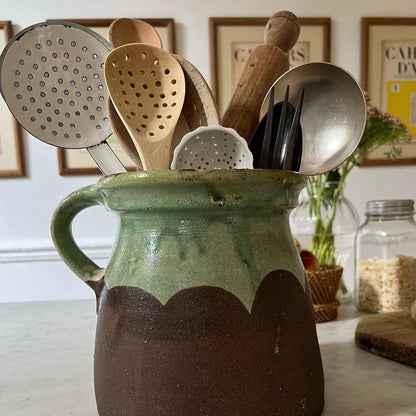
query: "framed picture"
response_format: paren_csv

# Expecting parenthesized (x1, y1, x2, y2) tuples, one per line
(0, 21, 25, 177)
(361, 17, 416, 166)
(209, 17, 331, 115)
(48, 18, 176, 175)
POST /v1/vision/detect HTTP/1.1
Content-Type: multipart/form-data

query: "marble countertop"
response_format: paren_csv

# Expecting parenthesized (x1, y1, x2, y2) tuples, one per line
(0, 299, 415, 416)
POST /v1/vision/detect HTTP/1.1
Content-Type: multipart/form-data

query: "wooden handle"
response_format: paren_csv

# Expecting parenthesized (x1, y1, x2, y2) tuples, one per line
(264, 11, 300, 51)
(221, 45, 289, 141)
(107, 98, 142, 169)
(221, 11, 300, 141)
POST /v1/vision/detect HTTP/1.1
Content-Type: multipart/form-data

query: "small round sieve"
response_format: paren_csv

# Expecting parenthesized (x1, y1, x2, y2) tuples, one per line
(171, 125, 253, 170)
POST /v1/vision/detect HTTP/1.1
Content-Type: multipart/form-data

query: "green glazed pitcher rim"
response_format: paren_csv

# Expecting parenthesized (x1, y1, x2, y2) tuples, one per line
(96, 169, 307, 212)
(99, 169, 306, 187)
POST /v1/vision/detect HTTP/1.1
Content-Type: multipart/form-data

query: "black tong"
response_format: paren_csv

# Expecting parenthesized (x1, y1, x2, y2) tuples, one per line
(249, 85, 304, 171)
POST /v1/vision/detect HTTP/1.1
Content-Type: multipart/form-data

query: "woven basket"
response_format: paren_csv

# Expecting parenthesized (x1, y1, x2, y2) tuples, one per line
(306, 265, 343, 323)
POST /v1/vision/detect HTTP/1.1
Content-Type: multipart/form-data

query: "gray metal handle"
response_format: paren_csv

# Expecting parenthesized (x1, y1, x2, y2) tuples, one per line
(87, 142, 127, 176)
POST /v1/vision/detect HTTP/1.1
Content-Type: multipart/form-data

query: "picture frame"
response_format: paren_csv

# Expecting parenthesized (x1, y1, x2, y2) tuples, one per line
(0, 20, 25, 178)
(48, 18, 176, 175)
(209, 17, 331, 115)
(361, 17, 416, 166)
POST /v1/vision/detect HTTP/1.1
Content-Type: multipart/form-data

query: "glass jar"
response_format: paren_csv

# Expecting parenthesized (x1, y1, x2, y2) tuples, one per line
(290, 181, 359, 295)
(354, 199, 416, 313)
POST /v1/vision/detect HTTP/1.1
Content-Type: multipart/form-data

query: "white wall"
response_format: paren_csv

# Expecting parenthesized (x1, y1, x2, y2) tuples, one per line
(1, 0, 415, 302)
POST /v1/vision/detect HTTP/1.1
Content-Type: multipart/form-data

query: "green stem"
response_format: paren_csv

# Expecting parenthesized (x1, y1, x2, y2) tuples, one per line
(307, 160, 356, 294)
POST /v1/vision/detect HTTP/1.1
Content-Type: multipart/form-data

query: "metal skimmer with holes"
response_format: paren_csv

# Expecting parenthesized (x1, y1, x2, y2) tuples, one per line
(0, 21, 126, 175)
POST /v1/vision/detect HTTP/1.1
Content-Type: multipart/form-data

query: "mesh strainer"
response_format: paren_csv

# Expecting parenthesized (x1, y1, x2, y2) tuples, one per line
(171, 125, 253, 170)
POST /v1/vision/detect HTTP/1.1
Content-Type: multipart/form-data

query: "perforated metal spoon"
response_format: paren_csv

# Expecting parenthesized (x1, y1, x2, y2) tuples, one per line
(0, 21, 126, 175)
(105, 43, 185, 170)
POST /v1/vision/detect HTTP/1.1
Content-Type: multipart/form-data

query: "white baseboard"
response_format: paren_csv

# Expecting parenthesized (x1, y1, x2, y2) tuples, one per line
(0, 241, 112, 263)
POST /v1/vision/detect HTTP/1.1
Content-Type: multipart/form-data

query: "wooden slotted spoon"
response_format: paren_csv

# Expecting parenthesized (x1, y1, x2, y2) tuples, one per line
(107, 97, 142, 168)
(108, 18, 218, 131)
(107, 18, 218, 168)
(107, 18, 163, 170)
(104, 43, 185, 170)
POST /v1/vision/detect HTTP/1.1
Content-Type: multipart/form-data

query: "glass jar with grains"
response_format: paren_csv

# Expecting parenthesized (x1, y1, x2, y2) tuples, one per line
(354, 199, 416, 313)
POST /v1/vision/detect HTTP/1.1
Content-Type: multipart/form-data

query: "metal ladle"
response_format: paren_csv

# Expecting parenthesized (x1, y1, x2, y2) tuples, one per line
(260, 62, 366, 175)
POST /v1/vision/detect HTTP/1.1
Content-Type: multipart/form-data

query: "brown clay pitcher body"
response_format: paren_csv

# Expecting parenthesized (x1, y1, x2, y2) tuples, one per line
(51, 169, 324, 416)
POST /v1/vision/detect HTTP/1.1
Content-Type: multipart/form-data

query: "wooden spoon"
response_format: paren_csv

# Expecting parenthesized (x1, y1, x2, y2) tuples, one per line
(109, 19, 219, 131)
(107, 18, 162, 170)
(221, 10, 300, 141)
(107, 99, 142, 169)
(107, 18, 219, 166)
(173, 54, 219, 131)
(104, 43, 185, 170)
(107, 18, 190, 166)
(108, 18, 162, 48)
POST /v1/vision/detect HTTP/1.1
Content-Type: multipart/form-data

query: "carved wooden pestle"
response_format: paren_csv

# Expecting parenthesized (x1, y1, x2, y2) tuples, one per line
(221, 11, 300, 142)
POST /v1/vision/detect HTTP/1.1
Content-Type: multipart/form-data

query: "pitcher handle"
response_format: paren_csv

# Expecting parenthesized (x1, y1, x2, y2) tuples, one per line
(51, 183, 106, 285)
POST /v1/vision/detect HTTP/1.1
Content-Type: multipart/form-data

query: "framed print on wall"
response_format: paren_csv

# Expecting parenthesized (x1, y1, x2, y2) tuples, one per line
(0, 21, 25, 177)
(209, 17, 331, 115)
(47, 18, 176, 175)
(361, 17, 416, 166)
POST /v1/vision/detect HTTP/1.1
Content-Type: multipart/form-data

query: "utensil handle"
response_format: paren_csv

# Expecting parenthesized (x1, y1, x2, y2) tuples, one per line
(50, 184, 105, 285)
(221, 11, 299, 141)
(87, 141, 127, 176)
(264, 11, 300, 51)
(221, 45, 289, 141)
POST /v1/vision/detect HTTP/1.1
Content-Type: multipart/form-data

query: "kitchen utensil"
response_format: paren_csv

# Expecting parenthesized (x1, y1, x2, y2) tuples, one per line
(280, 87, 304, 171)
(258, 84, 275, 169)
(108, 18, 215, 168)
(221, 10, 300, 141)
(108, 18, 219, 163)
(107, 99, 142, 169)
(109, 19, 219, 144)
(107, 18, 162, 170)
(108, 18, 162, 48)
(259, 62, 366, 175)
(0, 21, 126, 176)
(355, 311, 416, 368)
(173, 54, 219, 131)
(111, 55, 219, 166)
(170, 125, 253, 170)
(104, 43, 185, 170)
(251, 98, 290, 168)
(273, 86, 293, 170)
(250, 86, 303, 171)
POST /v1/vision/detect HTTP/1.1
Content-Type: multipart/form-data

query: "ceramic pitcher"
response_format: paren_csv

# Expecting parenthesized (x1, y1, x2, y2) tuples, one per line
(51, 169, 324, 416)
